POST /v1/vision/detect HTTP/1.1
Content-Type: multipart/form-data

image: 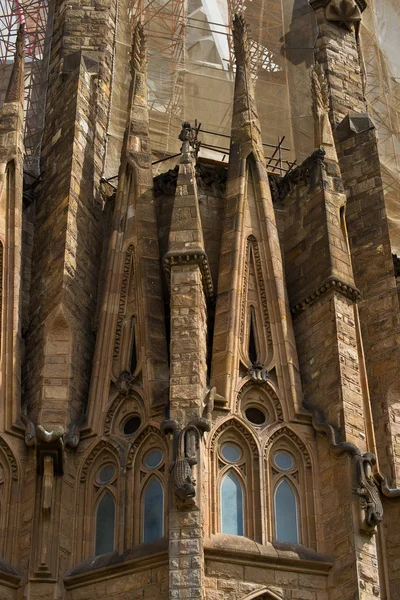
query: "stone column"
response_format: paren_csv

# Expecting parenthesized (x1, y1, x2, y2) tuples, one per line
(0, 26, 24, 432)
(163, 127, 210, 600)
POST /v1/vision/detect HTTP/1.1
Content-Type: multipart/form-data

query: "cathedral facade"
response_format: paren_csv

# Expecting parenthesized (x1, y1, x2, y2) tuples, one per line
(0, 2, 399, 600)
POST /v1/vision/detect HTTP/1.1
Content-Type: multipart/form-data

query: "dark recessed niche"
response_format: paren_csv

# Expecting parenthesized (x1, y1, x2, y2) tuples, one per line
(245, 407, 266, 425)
(123, 416, 141, 436)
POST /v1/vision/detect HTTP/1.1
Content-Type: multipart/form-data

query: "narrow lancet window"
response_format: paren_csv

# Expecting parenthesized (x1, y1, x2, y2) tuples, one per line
(95, 492, 115, 556)
(274, 479, 298, 543)
(220, 471, 244, 536)
(143, 477, 164, 542)
(248, 307, 258, 365)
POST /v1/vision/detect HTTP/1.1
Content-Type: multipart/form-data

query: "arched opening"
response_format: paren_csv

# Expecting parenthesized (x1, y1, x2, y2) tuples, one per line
(274, 479, 298, 543)
(220, 471, 244, 536)
(143, 476, 164, 543)
(95, 492, 115, 556)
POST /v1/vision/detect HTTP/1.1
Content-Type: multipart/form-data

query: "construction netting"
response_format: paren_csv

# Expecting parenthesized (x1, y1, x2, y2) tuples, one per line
(0, 0, 399, 253)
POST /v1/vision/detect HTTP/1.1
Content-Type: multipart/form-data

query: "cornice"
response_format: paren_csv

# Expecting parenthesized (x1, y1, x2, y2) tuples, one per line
(290, 276, 361, 315)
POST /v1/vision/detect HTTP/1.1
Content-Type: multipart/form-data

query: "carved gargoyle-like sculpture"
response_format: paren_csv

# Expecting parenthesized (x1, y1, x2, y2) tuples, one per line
(248, 362, 269, 383)
(162, 387, 217, 507)
(354, 452, 383, 530)
(312, 410, 384, 533)
(172, 425, 200, 504)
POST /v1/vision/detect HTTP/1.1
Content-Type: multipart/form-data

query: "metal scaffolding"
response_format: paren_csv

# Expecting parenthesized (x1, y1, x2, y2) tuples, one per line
(0, 0, 52, 175)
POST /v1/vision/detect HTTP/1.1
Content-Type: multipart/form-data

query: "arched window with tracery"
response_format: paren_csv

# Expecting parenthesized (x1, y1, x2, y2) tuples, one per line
(127, 428, 168, 545)
(265, 429, 316, 548)
(210, 419, 261, 541)
(93, 463, 117, 556)
(76, 443, 120, 561)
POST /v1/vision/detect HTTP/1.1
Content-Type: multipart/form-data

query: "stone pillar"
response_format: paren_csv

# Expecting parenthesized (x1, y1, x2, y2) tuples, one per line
(163, 125, 210, 600)
(0, 26, 24, 432)
(336, 115, 400, 598)
(310, 0, 366, 127)
(24, 0, 117, 429)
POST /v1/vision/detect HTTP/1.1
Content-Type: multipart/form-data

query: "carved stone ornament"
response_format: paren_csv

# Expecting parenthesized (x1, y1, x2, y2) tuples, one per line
(248, 362, 269, 383)
(354, 452, 383, 531)
(115, 370, 136, 395)
(269, 148, 326, 204)
(171, 425, 200, 506)
(312, 410, 383, 533)
(325, 0, 361, 31)
(178, 121, 200, 165)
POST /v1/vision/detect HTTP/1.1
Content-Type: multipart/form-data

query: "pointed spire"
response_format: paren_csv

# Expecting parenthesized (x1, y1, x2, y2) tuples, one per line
(230, 15, 263, 161)
(163, 122, 213, 300)
(5, 24, 25, 104)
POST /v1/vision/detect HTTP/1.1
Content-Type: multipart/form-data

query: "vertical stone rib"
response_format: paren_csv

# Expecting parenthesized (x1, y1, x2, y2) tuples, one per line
(88, 24, 168, 432)
(0, 25, 25, 432)
(211, 15, 302, 416)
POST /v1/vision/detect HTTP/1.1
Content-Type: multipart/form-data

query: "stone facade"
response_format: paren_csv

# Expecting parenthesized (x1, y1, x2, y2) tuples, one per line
(0, 5, 399, 600)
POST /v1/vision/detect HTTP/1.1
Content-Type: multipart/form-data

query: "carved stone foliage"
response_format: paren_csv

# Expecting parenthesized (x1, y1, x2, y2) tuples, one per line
(236, 380, 283, 423)
(264, 426, 312, 466)
(131, 23, 147, 75)
(325, 0, 361, 31)
(113, 245, 134, 363)
(154, 167, 178, 197)
(269, 148, 326, 204)
(80, 440, 120, 482)
(196, 164, 227, 195)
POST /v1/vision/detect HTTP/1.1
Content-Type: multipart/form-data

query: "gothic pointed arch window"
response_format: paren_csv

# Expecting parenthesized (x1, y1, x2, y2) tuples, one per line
(77, 443, 120, 561)
(265, 429, 316, 548)
(127, 428, 168, 545)
(93, 463, 117, 556)
(210, 419, 261, 541)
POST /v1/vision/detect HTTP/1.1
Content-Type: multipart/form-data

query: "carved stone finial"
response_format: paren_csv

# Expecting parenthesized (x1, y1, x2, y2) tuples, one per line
(325, 0, 362, 30)
(178, 121, 199, 164)
(232, 14, 251, 68)
(116, 370, 135, 395)
(5, 23, 25, 103)
(131, 22, 147, 75)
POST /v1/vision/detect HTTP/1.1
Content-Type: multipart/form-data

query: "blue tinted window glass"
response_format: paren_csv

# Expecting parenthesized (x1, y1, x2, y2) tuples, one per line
(220, 471, 244, 536)
(221, 444, 241, 463)
(144, 450, 163, 469)
(274, 479, 298, 543)
(143, 477, 164, 542)
(274, 452, 293, 471)
(95, 492, 115, 556)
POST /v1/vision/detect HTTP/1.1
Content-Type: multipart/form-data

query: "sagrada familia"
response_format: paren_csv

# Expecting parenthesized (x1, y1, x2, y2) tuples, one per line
(0, 0, 399, 598)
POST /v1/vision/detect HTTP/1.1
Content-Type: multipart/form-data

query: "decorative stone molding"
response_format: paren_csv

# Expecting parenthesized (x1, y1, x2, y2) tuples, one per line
(0, 438, 18, 480)
(80, 440, 120, 482)
(163, 251, 214, 301)
(290, 275, 361, 315)
(236, 380, 283, 422)
(264, 426, 312, 466)
(113, 245, 134, 362)
(240, 235, 272, 350)
(127, 424, 163, 465)
(210, 417, 259, 455)
(269, 148, 326, 204)
(248, 363, 269, 383)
